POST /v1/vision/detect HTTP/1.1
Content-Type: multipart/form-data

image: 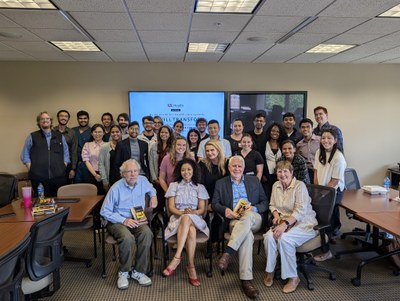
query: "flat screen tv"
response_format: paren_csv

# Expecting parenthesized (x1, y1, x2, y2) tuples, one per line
(226, 92, 307, 133)
(128, 91, 226, 137)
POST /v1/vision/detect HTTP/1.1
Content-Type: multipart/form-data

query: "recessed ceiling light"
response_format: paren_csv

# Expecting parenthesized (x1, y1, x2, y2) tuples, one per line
(247, 37, 267, 42)
(379, 4, 400, 17)
(188, 43, 229, 53)
(306, 44, 356, 54)
(0, 31, 22, 38)
(50, 41, 101, 52)
(0, 0, 56, 9)
(195, 0, 261, 14)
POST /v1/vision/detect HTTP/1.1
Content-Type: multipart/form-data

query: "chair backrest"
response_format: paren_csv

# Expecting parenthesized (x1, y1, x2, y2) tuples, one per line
(344, 168, 361, 190)
(26, 208, 69, 282)
(306, 184, 336, 226)
(57, 183, 97, 197)
(0, 235, 31, 301)
(0, 173, 17, 208)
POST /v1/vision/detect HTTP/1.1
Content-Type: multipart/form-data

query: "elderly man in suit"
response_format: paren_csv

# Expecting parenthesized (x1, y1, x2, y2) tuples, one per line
(212, 155, 268, 299)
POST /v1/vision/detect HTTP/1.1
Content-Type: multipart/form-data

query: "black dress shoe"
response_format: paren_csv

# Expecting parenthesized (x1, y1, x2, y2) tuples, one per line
(218, 253, 231, 271)
(241, 280, 259, 299)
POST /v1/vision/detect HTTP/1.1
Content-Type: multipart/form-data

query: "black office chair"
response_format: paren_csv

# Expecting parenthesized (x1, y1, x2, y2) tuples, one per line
(0, 172, 17, 208)
(0, 235, 31, 301)
(296, 184, 337, 290)
(340, 168, 371, 241)
(22, 208, 69, 300)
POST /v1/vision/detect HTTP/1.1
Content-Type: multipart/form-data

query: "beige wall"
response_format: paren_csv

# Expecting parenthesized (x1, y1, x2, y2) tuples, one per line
(0, 62, 399, 185)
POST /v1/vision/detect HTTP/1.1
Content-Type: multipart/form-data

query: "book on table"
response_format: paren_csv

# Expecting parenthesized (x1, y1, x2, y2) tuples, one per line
(130, 206, 148, 225)
(233, 199, 249, 219)
(32, 198, 57, 216)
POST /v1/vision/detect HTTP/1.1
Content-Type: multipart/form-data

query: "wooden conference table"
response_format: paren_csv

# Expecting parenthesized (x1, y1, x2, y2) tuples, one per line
(339, 189, 400, 286)
(0, 222, 34, 257)
(0, 195, 104, 265)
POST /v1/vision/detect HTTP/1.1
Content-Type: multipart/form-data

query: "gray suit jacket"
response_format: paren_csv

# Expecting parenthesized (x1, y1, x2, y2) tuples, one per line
(212, 175, 269, 223)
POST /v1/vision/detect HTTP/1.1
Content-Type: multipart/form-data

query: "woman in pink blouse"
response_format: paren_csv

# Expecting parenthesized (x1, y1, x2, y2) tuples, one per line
(82, 124, 105, 195)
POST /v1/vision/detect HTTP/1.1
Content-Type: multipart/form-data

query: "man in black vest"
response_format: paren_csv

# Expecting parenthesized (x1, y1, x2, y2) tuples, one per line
(20, 112, 70, 197)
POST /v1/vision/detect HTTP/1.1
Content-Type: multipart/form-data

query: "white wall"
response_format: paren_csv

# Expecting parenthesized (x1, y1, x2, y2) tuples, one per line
(1, 61, 399, 185)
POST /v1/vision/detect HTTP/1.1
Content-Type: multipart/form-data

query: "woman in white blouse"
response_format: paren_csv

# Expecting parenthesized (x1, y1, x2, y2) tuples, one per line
(263, 160, 317, 294)
(162, 158, 209, 287)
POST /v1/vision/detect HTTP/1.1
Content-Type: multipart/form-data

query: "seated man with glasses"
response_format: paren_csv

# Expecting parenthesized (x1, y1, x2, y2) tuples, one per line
(100, 159, 157, 289)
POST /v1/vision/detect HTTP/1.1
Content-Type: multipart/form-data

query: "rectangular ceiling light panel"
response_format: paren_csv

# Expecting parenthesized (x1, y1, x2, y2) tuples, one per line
(0, 0, 56, 9)
(195, 0, 261, 13)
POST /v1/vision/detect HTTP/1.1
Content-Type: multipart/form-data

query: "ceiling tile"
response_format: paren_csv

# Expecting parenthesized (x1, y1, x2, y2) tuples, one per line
(189, 31, 238, 43)
(0, 14, 19, 27)
(345, 18, 400, 35)
(0, 50, 35, 60)
(132, 13, 189, 31)
(254, 44, 314, 63)
(257, 0, 334, 16)
(185, 52, 223, 62)
(192, 13, 251, 31)
(353, 46, 400, 63)
(107, 51, 148, 62)
(0, 27, 42, 41)
(1, 41, 56, 52)
(221, 43, 274, 62)
(52, 0, 127, 12)
(1, 10, 74, 29)
(319, 0, 400, 18)
(30, 28, 89, 41)
(28, 51, 75, 61)
(89, 29, 139, 42)
(234, 31, 283, 44)
(300, 17, 368, 34)
(126, 0, 194, 13)
(326, 33, 382, 45)
(143, 42, 186, 55)
(138, 30, 187, 43)
(244, 16, 306, 33)
(282, 32, 337, 45)
(70, 12, 133, 30)
(286, 53, 335, 63)
(65, 51, 112, 61)
(96, 41, 143, 52)
(0, 41, 12, 50)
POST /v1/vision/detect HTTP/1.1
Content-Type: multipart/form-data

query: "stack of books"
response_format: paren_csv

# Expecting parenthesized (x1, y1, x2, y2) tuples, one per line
(32, 198, 58, 216)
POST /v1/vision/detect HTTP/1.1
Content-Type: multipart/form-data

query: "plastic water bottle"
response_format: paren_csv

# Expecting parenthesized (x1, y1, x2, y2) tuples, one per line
(37, 183, 45, 200)
(383, 176, 390, 193)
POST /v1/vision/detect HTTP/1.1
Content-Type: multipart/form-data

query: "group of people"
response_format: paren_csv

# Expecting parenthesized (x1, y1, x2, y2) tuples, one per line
(20, 105, 346, 298)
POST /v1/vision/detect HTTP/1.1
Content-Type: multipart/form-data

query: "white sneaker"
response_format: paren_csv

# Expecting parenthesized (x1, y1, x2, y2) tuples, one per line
(117, 271, 129, 290)
(131, 270, 152, 286)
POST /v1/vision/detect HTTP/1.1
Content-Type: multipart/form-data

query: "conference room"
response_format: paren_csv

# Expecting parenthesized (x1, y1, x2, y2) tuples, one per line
(1, 1, 400, 300)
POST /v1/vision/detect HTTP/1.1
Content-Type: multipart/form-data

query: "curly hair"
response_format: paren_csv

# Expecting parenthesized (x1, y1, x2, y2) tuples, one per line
(265, 122, 287, 146)
(173, 158, 200, 185)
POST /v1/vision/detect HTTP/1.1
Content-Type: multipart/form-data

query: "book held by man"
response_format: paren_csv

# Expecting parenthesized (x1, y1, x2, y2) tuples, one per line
(130, 206, 148, 225)
(233, 199, 249, 219)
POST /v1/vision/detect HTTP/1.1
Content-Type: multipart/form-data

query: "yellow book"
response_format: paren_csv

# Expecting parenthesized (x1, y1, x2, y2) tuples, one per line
(233, 199, 249, 218)
(130, 206, 148, 225)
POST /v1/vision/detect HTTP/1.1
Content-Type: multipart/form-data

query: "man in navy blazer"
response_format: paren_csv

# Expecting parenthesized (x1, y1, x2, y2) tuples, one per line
(213, 156, 268, 299)
(110, 121, 149, 186)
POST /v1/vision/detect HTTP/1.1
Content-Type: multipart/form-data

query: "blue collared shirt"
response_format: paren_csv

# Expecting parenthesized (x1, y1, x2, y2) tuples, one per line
(20, 130, 70, 164)
(100, 175, 156, 224)
(230, 176, 258, 213)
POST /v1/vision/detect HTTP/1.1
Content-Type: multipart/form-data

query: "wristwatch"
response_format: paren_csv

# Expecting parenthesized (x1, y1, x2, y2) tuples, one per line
(283, 220, 290, 230)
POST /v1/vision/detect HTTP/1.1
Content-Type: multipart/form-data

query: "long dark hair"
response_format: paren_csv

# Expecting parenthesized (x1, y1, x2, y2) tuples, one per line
(318, 128, 342, 165)
(187, 128, 201, 149)
(173, 158, 200, 185)
(157, 125, 174, 154)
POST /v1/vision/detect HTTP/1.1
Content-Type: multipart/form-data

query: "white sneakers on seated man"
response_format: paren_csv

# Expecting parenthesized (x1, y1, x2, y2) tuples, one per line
(118, 269, 152, 289)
